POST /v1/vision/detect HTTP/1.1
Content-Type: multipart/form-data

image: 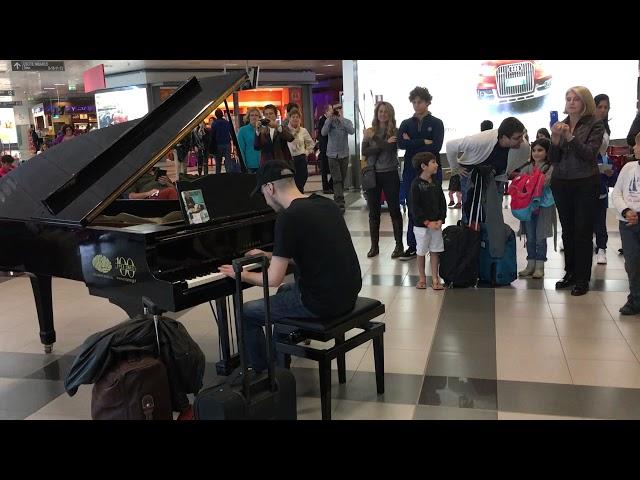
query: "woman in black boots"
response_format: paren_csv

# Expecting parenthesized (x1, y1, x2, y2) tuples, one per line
(550, 86, 605, 296)
(361, 101, 405, 258)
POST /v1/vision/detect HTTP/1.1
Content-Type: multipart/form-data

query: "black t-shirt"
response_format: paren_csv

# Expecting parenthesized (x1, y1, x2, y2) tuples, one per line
(273, 194, 362, 317)
(479, 141, 510, 175)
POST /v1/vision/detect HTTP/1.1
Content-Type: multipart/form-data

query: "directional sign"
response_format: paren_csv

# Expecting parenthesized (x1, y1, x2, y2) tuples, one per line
(0, 101, 23, 107)
(12, 61, 65, 72)
(0, 90, 15, 96)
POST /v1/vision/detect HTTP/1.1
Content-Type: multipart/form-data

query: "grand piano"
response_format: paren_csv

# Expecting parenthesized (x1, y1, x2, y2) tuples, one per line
(0, 72, 275, 373)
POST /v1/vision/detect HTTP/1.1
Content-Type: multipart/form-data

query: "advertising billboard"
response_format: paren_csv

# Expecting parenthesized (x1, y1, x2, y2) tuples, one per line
(95, 86, 149, 129)
(357, 60, 638, 153)
(0, 108, 18, 144)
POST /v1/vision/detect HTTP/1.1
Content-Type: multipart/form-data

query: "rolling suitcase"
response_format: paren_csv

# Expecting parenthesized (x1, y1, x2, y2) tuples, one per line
(439, 174, 482, 288)
(193, 255, 297, 420)
(479, 223, 517, 287)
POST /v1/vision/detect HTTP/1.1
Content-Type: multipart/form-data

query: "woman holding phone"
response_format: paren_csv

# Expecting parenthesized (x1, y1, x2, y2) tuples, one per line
(549, 86, 605, 296)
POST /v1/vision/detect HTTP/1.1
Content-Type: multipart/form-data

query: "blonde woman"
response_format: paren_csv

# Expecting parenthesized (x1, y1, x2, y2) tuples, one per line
(361, 101, 404, 258)
(238, 107, 262, 173)
(550, 86, 605, 296)
(287, 108, 314, 192)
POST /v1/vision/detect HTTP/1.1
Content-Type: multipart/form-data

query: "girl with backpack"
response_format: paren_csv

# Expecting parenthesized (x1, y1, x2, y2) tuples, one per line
(516, 138, 557, 278)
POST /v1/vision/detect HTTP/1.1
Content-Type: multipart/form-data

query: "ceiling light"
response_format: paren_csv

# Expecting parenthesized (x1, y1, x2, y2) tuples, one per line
(316, 73, 326, 76)
(43, 87, 56, 90)
(225, 63, 239, 66)
(54, 83, 66, 86)
(323, 64, 335, 67)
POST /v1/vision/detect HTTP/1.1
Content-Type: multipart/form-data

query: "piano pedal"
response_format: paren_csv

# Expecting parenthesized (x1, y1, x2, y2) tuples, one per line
(44, 344, 53, 354)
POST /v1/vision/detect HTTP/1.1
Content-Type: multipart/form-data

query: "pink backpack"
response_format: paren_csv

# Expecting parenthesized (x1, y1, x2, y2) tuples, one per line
(508, 166, 545, 221)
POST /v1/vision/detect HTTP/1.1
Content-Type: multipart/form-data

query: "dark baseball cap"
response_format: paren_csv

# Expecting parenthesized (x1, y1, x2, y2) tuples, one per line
(250, 161, 295, 196)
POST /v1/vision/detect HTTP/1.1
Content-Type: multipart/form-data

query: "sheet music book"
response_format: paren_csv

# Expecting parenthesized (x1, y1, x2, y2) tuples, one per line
(180, 189, 210, 224)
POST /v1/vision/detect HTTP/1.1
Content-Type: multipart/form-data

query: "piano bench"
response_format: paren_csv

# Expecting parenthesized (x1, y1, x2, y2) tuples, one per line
(273, 297, 386, 421)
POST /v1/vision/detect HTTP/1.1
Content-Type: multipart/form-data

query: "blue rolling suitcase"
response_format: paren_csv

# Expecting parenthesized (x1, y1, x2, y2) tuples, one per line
(479, 223, 517, 287)
(193, 255, 297, 420)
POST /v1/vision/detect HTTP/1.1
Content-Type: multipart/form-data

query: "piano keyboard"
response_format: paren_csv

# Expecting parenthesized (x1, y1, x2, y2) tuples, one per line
(185, 262, 262, 289)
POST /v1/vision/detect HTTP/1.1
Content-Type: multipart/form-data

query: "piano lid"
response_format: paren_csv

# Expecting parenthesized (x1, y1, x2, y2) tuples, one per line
(0, 71, 251, 227)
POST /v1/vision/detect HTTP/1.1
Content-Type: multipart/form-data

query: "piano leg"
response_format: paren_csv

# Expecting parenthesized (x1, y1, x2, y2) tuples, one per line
(29, 274, 56, 354)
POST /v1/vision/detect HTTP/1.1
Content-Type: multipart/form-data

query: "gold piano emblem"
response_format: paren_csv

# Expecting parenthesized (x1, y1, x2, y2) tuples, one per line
(116, 257, 136, 278)
(92, 255, 113, 274)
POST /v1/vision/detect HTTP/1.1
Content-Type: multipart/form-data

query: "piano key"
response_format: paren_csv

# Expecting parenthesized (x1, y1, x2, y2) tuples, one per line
(185, 262, 263, 289)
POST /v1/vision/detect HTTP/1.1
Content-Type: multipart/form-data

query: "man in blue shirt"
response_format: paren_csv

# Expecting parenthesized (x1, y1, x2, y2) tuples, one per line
(397, 87, 445, 260)
(211, 109, 234, 174)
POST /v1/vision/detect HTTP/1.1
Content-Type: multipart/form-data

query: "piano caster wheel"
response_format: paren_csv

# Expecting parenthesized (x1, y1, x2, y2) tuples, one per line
(44, 344, 53, 354)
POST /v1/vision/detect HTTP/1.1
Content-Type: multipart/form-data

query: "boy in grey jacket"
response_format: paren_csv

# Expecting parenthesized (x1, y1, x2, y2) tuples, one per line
(321, 104, 355, 212)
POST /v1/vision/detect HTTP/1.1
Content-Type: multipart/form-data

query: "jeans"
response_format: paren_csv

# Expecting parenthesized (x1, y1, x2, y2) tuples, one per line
(214, 144, 232, 174)
(328, 156, 349, 209)
(197, 149, 208, 175)
(292, 154, 308, 193)
(620, 220, 640, 308)
(319, 150, 333, 191)
(242, 282, 318, 371)
(551, 177, 599, 284)
(594, 196, 608, 251)
(523, 214, 548, 261)
(460, 174, 470, 224)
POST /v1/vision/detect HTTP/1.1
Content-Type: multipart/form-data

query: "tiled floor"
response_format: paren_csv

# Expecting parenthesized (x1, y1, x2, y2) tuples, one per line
(2, 180, 640, 420)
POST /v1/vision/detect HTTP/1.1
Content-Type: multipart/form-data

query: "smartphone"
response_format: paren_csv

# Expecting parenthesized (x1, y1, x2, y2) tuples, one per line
(155, 168, 167, 180)
(550, 110, 559, 128)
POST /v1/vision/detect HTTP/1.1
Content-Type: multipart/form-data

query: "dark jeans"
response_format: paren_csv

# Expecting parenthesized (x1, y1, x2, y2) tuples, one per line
(214, 144, 232, 174)
(551, 177, 599, 284)
(292, 154, 308, 193)
(242, 282, 318, 371)
(366, 170, 402, 224)
(619, 220, 640, 308)
(197, 149, 208, 175)
(594, 196, 609, 251)
(319, 150, 333, 191)
(523, 214, 548, 261)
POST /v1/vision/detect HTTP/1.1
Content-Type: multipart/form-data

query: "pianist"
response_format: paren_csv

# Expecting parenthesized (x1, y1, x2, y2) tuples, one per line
(0, 155, 15, 178)
(218, 161, 362, 372)
(127, 166, 176, 199)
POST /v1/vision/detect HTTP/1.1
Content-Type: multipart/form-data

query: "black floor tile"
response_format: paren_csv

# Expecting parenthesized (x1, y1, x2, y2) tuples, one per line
(0, 410, 31, 420)
(419, 375, 498, 410)
(26, 355, 76, 381)
(0, 379, 66, 416)
(413, 405, 498, 420)
(343, 371, 422, 405)
(573, 385, 640, 420)
(430, 331, 496, 356)
(436, 314, 496, 334)
(497, 380, 585, 418)
(289, 367, 351, 399)
(0, 352, 63, 379)
(425, 352, 497, 380)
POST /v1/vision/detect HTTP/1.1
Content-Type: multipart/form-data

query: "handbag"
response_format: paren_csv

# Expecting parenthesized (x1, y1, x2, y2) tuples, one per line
(361, 164, 376, 190)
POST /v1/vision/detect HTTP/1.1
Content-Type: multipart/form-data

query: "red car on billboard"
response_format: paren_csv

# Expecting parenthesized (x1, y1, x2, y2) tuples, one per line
(477, 60, 552, 104)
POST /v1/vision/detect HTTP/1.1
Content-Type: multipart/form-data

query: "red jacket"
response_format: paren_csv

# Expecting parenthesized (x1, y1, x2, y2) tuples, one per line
(0, 165, 14, 177)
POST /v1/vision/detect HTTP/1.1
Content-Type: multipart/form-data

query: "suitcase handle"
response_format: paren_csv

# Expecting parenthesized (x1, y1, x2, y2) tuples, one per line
(232, 254, 276, 401)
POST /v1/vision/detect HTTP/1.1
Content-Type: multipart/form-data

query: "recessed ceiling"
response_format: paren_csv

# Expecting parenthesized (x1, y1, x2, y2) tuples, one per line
(0, 59, 343, 102)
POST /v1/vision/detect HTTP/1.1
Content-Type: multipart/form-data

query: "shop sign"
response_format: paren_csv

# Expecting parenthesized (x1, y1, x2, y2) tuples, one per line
(0, 101, 22, 107)
(0, 90, 15, 96)
(68, 84, 76, 91)
(12, 60, 65, 72)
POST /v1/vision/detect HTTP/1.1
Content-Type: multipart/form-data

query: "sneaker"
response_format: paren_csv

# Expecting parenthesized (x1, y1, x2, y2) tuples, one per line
(453, 203, 462, 209)
(448, 199, 454, 207)
(596, 249, 607, 265)
(620, 303, 640, 315)
(398, 248, 416, 261)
